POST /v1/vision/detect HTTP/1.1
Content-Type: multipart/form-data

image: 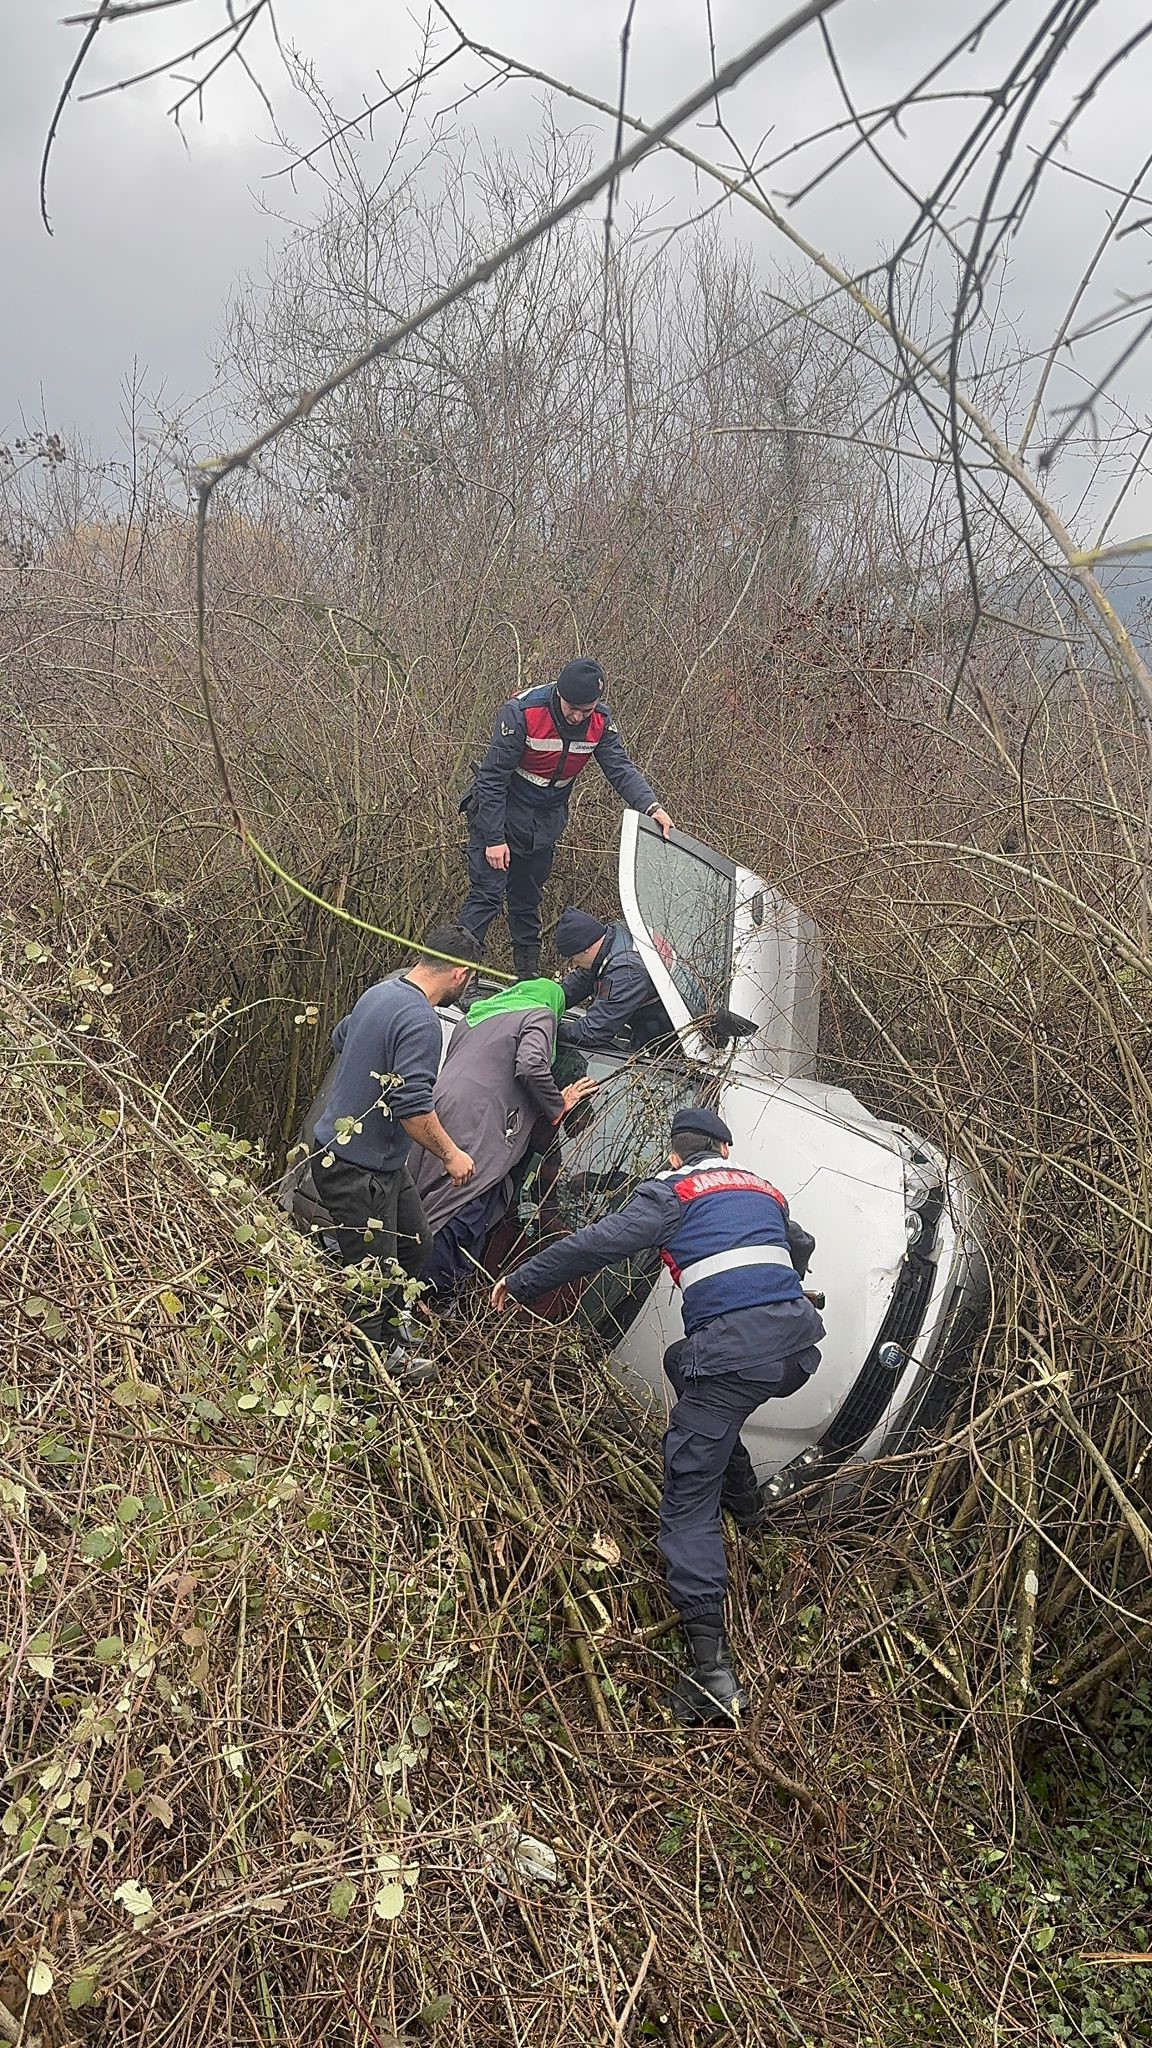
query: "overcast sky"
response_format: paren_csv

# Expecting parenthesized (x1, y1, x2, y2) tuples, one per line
(6, 1, 1152, 541)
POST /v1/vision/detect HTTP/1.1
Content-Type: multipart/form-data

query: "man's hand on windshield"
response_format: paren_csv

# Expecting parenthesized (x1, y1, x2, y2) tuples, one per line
(485, 842, 511, 871)
(560, 1077, 598, 1117)
(490, 1278, 513, 1311)
(649, 807, 674, 839)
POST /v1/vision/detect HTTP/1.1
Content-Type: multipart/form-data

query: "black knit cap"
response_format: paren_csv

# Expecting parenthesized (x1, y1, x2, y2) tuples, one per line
(670, 1107, 732, 1148)
(554, 906, 609, 956)
(555, 657, 605, 706)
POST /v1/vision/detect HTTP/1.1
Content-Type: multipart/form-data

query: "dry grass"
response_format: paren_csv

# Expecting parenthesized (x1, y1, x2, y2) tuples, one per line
(2, 783, 1151, 2042)
(3, 403, 1152, 2038)
(0, 970, 1025, 2048)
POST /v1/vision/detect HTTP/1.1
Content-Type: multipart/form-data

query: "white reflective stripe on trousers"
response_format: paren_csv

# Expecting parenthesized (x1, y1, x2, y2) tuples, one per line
(678, 1243, 793, 1290)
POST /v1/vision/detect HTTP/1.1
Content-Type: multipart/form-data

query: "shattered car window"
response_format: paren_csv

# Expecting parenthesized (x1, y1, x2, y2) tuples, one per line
(533, 1056, 702, 1342)
(554, 1057, 698, 1230)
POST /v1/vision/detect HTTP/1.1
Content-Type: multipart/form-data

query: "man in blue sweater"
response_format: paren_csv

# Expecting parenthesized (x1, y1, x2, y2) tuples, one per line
(553, 906, 671, 1052)
(490, 1107, 823, 1724)
(313, 924, 481, 1353)
(458, 658, 673, 978)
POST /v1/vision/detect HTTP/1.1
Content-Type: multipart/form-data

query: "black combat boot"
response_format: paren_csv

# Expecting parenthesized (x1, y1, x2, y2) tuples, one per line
(512, 944, 541, 979)
(670, 1614, 749, 1726)
(720, 1441, 762, 1531)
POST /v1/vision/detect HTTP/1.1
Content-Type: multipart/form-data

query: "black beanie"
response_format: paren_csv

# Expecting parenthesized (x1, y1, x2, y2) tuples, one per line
(554, 907, 609, 957)
(555, 658, 605, 706)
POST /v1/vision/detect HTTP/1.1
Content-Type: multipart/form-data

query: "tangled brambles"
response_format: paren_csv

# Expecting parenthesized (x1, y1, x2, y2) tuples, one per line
(1, 929, 1149, 2047)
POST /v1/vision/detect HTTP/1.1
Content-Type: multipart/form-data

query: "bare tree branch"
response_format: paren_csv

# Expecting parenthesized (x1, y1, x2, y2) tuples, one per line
(41, 0, 114, 233)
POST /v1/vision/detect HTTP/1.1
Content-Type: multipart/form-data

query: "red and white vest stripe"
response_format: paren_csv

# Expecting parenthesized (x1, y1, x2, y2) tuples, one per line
(657, 1155, 801, 1334)
(515, 686, 607, 789)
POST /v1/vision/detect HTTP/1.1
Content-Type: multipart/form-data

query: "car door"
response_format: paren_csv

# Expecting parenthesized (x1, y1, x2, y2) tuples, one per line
(618, 813, 822, 1078)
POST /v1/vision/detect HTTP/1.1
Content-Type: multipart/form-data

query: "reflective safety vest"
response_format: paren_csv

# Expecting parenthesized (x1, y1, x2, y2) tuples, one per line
(658, 1154, 802, 1334)
(514, 684, 607, 791)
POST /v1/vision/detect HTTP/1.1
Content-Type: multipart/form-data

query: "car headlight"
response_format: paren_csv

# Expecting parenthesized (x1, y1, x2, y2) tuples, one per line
(904, 1152, 943, 1212)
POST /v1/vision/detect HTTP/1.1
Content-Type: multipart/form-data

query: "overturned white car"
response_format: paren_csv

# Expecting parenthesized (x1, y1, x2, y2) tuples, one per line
(289, 816, 988, 1508)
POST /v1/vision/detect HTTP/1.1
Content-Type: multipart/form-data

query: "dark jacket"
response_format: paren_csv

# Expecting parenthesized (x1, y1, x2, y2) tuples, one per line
(505, 1159, 819, 1354)
(464, 685, 659, 851)
(314, 977, 442, 1173)
(558, 921, 671, 1051)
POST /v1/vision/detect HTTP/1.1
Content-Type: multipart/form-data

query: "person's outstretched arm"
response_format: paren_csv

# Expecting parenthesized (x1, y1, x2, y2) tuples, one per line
(491, 1180, 680, 1307)
(593, 715, 673, 834)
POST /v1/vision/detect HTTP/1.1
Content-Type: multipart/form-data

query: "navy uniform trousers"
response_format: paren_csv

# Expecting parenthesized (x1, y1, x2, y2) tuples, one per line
(658, 1305, 820, 1620)
(460, 829, 557, 953)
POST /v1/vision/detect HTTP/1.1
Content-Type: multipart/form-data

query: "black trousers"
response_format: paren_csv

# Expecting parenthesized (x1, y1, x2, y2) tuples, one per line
(458, 829, 557, 952)
(312, 1154, 431, 1343)
(658, 1334, 818, 1621)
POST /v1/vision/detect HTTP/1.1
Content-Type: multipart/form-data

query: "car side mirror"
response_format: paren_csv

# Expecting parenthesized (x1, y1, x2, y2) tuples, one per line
(702, 1008, 757, 1048)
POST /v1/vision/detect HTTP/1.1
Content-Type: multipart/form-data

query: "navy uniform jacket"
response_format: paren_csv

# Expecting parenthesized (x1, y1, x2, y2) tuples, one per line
(558, 921, 671, 1052)
(466, 686, 658, 852)
(505, 1161, 820, 1367)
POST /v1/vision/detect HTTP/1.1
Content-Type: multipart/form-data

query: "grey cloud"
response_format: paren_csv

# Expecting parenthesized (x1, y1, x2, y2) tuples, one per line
(3, 0, 1152, 528)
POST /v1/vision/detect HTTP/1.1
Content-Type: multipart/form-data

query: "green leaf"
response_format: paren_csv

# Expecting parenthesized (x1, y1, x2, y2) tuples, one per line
(94, 1636, 123, 1664)
(157, 1289, 183, 1319)
(27, 1957, 54, 1996)
(80, 1528, 117, 1562)
(68, 1976, 97, 2010)
(236, 1392, 262, 1412)
(116, 1495, 143, 1525)
(1033, 1923, 1056, 1952)
(39, 1437, 78, 1467)
(39, 1168, 66, 1194)
(372, 1881, 407, 1921)
(417, 1994, 453, 2026)
(113, 1878, 154, 1918)
(27, 1629, 54, 1679)
(124, 1768, 145, 1793)
(328, 1877, 357, 1921)
(110, 1379, 162, 1409)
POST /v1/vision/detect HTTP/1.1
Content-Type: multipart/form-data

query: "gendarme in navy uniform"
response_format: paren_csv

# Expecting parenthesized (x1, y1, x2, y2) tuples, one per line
(457, 658, 673, 979)
(553, 907, 671, 1053)
(491, 1106, 823, 1724)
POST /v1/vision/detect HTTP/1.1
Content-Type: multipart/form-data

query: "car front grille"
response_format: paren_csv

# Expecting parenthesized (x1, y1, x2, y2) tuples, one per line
(819, 1191, 943, 1455)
